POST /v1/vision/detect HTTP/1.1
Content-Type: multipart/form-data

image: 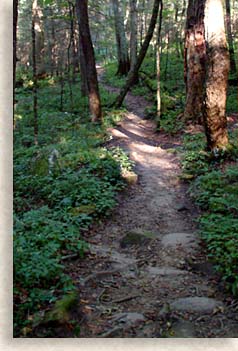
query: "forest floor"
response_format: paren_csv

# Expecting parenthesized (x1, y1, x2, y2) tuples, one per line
(64, 68, 238, 338)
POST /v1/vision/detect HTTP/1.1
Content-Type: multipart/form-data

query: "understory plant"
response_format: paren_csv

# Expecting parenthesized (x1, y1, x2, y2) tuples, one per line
(14, 75, 132, 336)
(182, 129, 238, 295)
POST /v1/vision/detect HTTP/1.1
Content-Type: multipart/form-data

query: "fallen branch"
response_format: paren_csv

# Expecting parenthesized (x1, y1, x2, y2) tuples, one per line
(61, 253, 79, 261)
(110, 294, 140, 304)
(100, 326, 124, 338)
(82, 270, 118, 286)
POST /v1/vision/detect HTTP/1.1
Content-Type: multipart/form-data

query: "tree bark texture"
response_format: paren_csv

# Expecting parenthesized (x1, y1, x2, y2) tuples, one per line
(75, 0, 88, 97)
(225, 0, 237, 74)
(184, 0, 206, 123)
(112, 0, 130, 76)
(157, 0, 163, 122)
(33, 0, 45, 76)
(13, 0, 19, 104)
(203, 0, 230, 151)
(114, 0, 161, 108)
(76, 0, 102, 122)
(129, 0, 138, 71)
(32, 0, 38, 145)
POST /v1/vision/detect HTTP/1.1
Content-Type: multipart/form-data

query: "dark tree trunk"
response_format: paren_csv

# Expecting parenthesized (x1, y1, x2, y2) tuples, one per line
(225, 0, 237, 74)
(32, 1, 38, 145)
(184, 0, 206, 123)
(75, 0, 88, 97)
(78, 39, 88, 97)
(157, 0, 163, 122)
(76, 0, 102, 122)
(112, 0, 130, 76)
(114, 0, 161, 108)
(164, 27, 170, 81)
(13, 0, 19, 107)
(129, 0, 138, 71)
(203, 0, 230, 152)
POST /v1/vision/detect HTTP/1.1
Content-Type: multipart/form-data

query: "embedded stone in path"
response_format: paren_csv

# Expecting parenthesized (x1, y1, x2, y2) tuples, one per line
(146, 266, 187, 276)
(161, 233, 199, 250)
(120, 229, 157, 248)
(166, 320, 196, 338)
(169, 297, 224, 313)
(111, 312, 146, 324)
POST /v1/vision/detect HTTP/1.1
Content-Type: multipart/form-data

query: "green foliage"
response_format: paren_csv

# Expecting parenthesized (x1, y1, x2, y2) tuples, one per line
(103, 61, 126, 88)
(159, 110, 184, 134)
(226, 85, 238, 114)
(14, 74, 133, 336)
(181, 133, 209, 176)
(14, 207, 88, 288)
(182, 130, 238, 295)
(199, 214, 238, 296)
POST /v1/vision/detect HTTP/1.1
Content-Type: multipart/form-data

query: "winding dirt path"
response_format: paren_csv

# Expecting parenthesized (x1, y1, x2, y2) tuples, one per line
(67, 72, 238, 338)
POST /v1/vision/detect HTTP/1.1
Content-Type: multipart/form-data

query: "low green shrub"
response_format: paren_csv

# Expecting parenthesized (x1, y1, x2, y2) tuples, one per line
(14, 74, 133, 336)
(182, 130, 238, 295)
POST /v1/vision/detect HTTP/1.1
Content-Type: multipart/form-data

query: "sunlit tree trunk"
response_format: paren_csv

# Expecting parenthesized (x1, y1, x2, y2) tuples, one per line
(112, 0, 130, 76)
(203, 0, 230, 151)
(225, 0, 237, 74)
(184, 0, 206, 123)
(76, 0, 102, 122)
(13, 0, 18, 107)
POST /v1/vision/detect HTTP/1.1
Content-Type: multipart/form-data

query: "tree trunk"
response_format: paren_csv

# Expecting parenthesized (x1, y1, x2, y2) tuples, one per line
(76, 0, 102, 122)
(32, 0, 38, 145)
(33, 0, 45, 77)
(129, 0, 138, 71)
(203, 0, 230, 152)
(225, 0, 237, 74)
(184, 0, 206, 123)
(114, 0, 161, 108)
(164, 27, 170, 81)
(49, 8, 56, 76)
(112, 0, 130, 76)
(75, 0, 88, 97)
(157, 1, 163, 123)
(13, 0, 18, 106)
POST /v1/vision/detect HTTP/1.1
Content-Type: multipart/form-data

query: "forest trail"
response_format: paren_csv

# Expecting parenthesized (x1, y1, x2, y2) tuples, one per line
(68, 68, 238, 338)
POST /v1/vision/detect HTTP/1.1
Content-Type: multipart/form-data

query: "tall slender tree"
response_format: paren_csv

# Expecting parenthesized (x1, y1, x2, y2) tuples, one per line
(129, 0, 138, 71)
(156, 0, 163, 122)
(114, 0, 162, 108)
(225, 0, 237, 74)
(112, 0, 130, 76)
(75, 0, 88, 97)
(32, 0, 38, 145)
(76, 0, 102, 122)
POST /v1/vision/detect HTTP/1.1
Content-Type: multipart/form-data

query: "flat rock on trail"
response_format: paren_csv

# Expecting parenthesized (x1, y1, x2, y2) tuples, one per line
(66, 78, 238, 338)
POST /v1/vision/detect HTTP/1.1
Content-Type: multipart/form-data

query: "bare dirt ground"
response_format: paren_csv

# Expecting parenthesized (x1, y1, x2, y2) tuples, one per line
(65, 72, 238, 338)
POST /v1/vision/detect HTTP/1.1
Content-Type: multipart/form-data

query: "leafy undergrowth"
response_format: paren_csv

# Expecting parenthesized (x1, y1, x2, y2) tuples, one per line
(181, 129, 238, 296)
(14, 73, 133, 337)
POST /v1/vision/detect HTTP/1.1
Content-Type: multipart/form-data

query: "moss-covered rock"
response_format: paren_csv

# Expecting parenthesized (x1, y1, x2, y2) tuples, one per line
(45, 292, 79, 324)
